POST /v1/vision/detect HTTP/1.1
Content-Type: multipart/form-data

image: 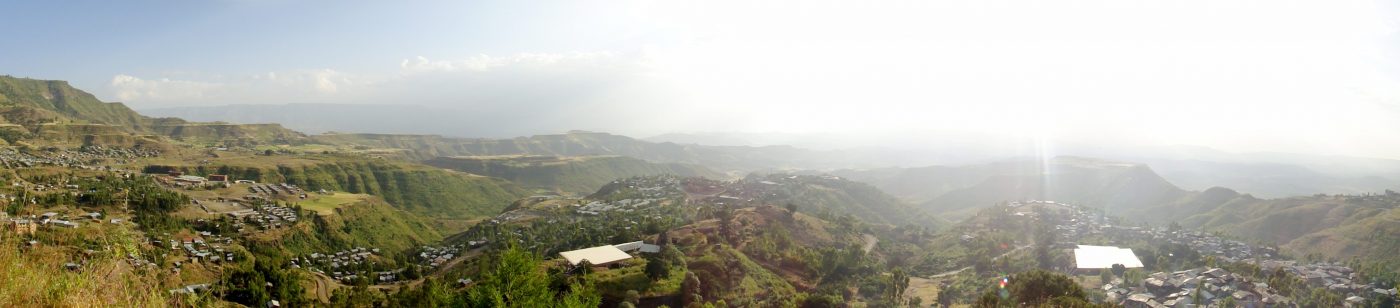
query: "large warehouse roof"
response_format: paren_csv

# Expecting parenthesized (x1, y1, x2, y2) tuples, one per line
(560, 245, 632, 266)
(1073, 245, 1144, 269)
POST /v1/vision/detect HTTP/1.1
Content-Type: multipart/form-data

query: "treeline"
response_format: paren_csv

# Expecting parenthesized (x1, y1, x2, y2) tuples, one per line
(10, 174, 189, 231)
(462, 199, 687, 256)
(325, 246, 602, 307)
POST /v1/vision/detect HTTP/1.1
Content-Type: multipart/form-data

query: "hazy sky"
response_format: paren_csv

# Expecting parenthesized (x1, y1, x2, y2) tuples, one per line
(4, 0, 1400, 158)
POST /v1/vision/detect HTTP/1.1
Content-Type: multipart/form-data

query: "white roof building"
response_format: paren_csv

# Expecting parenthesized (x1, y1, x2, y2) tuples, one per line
(1073, 245, 1144, 269)
(560, 245, 632, 266)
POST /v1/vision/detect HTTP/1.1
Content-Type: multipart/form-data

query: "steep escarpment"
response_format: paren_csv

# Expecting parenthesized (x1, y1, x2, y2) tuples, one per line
(0, 75, 305, 146)
(148, 123, 306, 145)
(0, 76, 148, 129)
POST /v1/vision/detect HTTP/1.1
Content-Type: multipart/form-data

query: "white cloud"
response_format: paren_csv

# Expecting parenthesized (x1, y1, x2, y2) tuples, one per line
(109, 69, 364, 106)
(110, 74, 221, 102)
(111, 52, 680, 135)
(106, 0, 1400, 158)
(398, 52, 639, 74)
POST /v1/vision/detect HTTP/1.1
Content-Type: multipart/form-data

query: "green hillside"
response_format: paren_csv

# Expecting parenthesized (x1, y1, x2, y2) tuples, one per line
(425, 155, 723, 195)
(740, 173, 944, 227)
(831, 165, 990, 203)
(912, 157, 1188, 221)
(144, 155, 529, 224)
(1150, 192, 1400, 265)
(0, 75, 305, 146)
(252, 196, 443, 257)
(0, 76, 148, 128)
(312, 131, 839, 171)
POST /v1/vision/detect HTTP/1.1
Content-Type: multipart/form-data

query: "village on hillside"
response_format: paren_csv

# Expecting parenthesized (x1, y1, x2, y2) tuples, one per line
(1002, 200, 1398, 307)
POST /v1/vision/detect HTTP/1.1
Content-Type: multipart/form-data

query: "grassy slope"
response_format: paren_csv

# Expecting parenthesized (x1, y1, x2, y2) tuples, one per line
(146, 155, 529, 223)
(687, 244, 798, 306)
(0, 76, 147, 128)
(0, 223, 168, 306)
(0, 75, 304, 145)
(749, 174, 942, 227)
(661, 206, 864, 304)
(916, 157, 1188, 221)
(1161, 194, 1400, 264)
(254, 196, 443, 257)
(1090, 183, 1400, 267)
(1284, 207, 1400, 265)
(299, 192, 371, 215)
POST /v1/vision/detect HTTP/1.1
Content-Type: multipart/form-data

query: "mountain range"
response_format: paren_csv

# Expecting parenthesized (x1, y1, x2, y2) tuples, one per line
(9, 74, 1400, 264)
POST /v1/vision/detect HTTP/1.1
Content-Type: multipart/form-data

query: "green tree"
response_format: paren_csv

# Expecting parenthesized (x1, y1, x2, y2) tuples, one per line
(465, 247, 554, 307)
(785, 203, 798, 220)
(1005, 270, 1087, 306)
(1111, 263, 1126, 278)
(682, 272, 702, 306)
(887, 269, 910, 305)
(1034, 222, 1057, 269)
(662, 245, 687, 269)
(645, 255, 669, 281)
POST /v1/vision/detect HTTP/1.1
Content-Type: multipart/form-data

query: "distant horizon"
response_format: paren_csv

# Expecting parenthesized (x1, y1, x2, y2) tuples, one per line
(7, 1, 1400, 158)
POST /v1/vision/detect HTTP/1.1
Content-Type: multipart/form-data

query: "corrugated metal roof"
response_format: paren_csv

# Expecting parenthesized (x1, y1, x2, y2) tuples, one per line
(560, 245, 632, 266)
(1074, 245, 1144, 269)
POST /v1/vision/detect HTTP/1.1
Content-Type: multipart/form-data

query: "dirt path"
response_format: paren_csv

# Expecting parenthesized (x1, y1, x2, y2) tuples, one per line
(862, 234, 879, 254)
(929, 245, 1030, 278)
(308, 272, 337, 302)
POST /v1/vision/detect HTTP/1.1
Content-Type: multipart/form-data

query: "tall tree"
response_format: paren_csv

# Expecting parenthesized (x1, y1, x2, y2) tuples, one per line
(465, 247, 555, 307)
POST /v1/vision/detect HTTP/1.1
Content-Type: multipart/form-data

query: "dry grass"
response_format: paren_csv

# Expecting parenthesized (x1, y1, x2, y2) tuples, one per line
(298, 192, 371, 215)
(0, 225, 169, 306)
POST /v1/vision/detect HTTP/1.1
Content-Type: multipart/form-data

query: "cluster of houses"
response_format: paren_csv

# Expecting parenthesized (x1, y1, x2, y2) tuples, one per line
(0, 146, 157, 170)
(590, 176, 689, 202)
(1330, 190, 1400, 207)
(291, 245, 470, 284)
(1036, 200, 1270, 264)
(248, 183, 307, 199)
(296, 247, 381, 281)
(1024, 200, 1397, 306)
(157, 234, 234, 265)
(38, 212, 83, 229)
(227, 203, 299, 230)
(417, 244, 466, 268)
(163, 170, 235, 188)
(574, 198, 659, 215)
(1086, 222, 1269, 263)
(1260, 260, 1398, 301)
(372, 268, 406, 284)
(75, 145, 161, 160)
(1105, 267, 1292, 307)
